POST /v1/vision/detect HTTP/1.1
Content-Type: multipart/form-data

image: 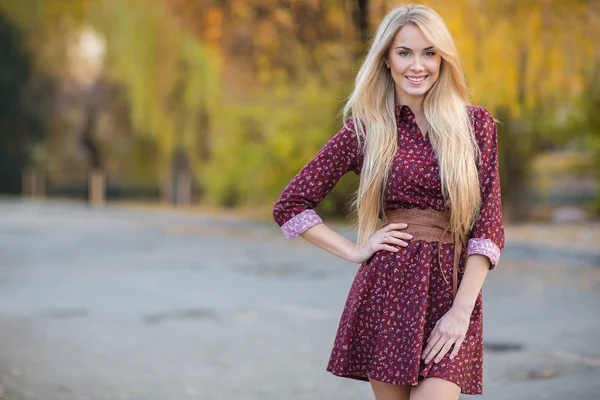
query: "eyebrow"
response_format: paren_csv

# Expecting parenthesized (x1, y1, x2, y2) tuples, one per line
(394, 46, 435, 51)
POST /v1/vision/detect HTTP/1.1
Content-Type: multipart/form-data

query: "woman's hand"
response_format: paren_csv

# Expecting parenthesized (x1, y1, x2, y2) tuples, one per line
(349, 223, 413, 264)
(421, 306, 471, 364)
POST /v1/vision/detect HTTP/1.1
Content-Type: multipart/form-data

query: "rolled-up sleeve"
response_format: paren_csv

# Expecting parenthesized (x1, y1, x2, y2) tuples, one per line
(467, 106, 505, 269)
(273, 117, 362, 239)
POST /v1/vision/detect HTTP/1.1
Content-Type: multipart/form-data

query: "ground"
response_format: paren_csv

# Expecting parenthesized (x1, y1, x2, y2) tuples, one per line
(0, 199, 599, 400)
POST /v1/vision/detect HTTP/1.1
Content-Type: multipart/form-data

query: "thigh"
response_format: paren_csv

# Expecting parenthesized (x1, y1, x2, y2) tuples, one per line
(409, 377, 461, 400)
(367, 374, 411, 400)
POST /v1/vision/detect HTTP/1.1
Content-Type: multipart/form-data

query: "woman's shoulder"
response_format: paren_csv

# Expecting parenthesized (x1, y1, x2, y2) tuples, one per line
(320, 116, 365, 163)
(466, 105, 494, 123)
(340, 115, 366, 151)
(466, 105, 498, 154)
(467, 105, 497, 134)
(342, 115, 366, 133)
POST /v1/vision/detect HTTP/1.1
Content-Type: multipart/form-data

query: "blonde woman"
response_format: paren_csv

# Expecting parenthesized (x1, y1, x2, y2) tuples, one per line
(272, 4, 504, 399)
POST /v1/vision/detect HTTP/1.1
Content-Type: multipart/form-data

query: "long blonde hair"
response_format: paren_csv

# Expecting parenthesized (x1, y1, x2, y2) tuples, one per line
(344, 4, 482, 246)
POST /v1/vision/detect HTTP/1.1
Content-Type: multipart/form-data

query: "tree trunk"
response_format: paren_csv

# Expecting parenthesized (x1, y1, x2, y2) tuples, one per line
(80, 104, 105, 205)
(496, 107, 531, 222)
(355, 0, 369, 44)
(172, 146, 192, 207)
(351, 0, 370, 59)
(88, 168, 105, 206)
(22, 168, 45, 199)
(159, 169, 174, 205)
(175, 170, 192, 207)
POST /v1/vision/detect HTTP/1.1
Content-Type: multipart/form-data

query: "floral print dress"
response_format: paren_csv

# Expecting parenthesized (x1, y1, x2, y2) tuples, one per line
(272, 104, 505, 395)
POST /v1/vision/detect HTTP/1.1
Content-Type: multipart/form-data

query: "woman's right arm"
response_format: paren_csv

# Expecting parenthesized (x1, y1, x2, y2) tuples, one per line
(298, 223, 362, 263)
(272, 117, 411, 263)
(298, 221, 409, 264)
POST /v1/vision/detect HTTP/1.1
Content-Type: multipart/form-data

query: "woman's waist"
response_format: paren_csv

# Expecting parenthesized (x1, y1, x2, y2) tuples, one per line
(382, 207, 454, 244)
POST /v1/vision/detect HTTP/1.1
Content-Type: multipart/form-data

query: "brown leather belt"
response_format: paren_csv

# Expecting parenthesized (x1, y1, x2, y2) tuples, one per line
(382, 208, 466, 300)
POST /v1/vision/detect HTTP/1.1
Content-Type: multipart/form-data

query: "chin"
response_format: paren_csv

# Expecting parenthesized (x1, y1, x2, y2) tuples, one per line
(403, 86, 431, 96)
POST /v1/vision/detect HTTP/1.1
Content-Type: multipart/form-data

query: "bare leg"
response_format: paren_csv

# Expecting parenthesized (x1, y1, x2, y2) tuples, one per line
(409, 377, 461, 400)
(367, 373, 411, 400)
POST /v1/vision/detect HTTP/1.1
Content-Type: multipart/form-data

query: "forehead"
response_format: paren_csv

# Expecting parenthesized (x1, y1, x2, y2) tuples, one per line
(391, 24, 433, 49)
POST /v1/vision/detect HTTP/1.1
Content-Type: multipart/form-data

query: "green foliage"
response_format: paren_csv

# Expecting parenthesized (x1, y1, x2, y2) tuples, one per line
(94, 0, 220, 169)
(0, 0, 94, 75)
(575, 72, 600, 213)
(1, 0, 598, 216)
(201, 78, 356, 212)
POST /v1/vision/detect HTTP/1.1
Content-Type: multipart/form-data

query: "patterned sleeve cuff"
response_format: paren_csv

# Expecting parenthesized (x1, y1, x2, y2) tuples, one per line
(281, 209, 323, 239)
(467, 238, 501, 269)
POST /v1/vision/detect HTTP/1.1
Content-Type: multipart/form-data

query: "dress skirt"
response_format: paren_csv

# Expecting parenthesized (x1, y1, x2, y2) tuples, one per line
(326, 239, 484, 395)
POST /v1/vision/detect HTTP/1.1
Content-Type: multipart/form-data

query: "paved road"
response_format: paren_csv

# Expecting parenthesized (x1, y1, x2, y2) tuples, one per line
(0, 199, 599, 400)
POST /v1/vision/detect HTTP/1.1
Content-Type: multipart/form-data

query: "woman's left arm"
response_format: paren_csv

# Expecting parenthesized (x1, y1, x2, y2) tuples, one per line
(422, 106, 505, 364)
(453, 106, 505, 313)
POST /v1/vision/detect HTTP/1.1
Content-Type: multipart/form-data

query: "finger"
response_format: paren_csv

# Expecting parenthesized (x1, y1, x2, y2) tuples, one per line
(424, 337, 447, 363)
(422, 334, 440, 360)
(426, 322, 440, 344)
(384, 223, 408, 231)
(424, 325, 439, 347)
(389, 230, 414, 241)
(449, 338, 464, 360)
(379, 243, 400, 253)
(433, 340, 454, 363)
(376, 230, 406, 246)
(425, 340, 445, 363)
(383, 237, 410, 247)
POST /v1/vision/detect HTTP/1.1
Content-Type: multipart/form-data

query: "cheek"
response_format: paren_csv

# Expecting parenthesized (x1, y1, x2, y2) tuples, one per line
(391, 61, 409, 74)
(428, 59, 442, 75)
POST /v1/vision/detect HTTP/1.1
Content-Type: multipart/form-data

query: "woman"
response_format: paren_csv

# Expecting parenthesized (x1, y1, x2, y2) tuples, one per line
(272, 4, 504, 399)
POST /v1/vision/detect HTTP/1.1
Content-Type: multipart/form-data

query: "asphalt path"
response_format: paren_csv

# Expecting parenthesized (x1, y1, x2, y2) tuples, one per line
(0, 199, 598, 400)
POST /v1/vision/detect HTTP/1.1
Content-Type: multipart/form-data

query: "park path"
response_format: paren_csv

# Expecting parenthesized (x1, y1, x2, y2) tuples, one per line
(0, 199, 599, 400)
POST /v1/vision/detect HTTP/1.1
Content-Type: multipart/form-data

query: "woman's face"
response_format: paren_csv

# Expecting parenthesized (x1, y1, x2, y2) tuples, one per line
(385, 24, 442, 104)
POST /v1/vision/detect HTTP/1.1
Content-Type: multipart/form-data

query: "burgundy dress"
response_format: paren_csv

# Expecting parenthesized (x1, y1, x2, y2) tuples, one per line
(272, 104, 505, 395)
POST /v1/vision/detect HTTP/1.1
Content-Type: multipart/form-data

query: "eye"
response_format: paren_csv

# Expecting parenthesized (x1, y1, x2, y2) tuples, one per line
(425, 51, 437, 57)
(398, 51, 410, 57)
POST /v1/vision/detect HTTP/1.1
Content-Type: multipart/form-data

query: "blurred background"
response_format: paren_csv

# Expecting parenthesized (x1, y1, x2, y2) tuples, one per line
(1, 0, 599, 220)
(0, 1, 599, 399)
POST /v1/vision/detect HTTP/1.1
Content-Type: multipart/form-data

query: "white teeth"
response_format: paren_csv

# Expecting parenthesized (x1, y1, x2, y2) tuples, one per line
(407, 76, 426, 83)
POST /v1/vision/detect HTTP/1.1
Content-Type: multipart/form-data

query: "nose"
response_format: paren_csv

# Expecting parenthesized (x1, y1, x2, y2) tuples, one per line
(410, 56, 424, 71)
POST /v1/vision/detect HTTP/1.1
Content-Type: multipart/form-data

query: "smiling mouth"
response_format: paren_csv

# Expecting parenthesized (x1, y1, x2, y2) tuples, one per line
(406, 76, 427, 84)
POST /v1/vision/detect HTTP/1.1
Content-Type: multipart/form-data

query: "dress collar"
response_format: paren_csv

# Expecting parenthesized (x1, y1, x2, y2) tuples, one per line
(395, 104, 417, 124)
(395, 104, 430, 140)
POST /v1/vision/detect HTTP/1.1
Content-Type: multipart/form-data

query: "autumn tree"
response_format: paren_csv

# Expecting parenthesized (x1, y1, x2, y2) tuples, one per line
(0, 11, 46, 194)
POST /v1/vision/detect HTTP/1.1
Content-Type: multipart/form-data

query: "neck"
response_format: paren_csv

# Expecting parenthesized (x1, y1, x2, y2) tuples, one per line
(396, 93, 425, 114)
